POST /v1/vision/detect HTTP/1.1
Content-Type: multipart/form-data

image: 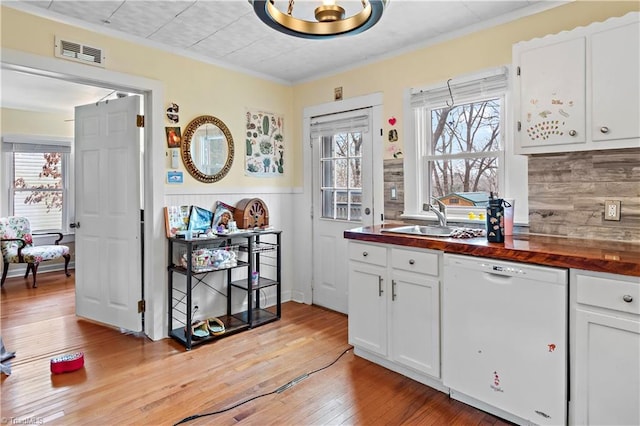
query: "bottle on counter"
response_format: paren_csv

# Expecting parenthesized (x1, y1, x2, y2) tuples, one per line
(486, 192, 508, 243)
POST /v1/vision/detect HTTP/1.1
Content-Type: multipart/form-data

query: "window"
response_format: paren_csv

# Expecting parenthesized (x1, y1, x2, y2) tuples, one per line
(406, 67, 511, 220)
(311, 112, 370, 222)
(320, 131, 363, 221)
(3, 137, 71, 232)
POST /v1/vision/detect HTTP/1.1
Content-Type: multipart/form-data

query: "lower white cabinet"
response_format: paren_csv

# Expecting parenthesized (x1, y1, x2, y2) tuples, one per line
(348, 241, 441, 379)
(570, 269, 640, 426)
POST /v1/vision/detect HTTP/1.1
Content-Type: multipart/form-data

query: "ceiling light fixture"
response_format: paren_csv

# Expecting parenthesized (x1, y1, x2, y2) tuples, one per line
(250, 0, 389, 39)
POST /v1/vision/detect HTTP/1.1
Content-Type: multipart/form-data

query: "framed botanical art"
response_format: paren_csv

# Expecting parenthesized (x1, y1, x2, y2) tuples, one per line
(245, 109, 284, 177)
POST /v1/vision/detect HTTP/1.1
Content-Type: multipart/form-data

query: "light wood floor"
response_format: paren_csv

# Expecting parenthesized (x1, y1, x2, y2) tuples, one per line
(1, 271, 509, 425)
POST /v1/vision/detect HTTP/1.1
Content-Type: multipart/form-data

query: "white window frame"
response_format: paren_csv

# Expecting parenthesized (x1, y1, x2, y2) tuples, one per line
(2, 134, 72, 233)
(402, 66, 529, 225)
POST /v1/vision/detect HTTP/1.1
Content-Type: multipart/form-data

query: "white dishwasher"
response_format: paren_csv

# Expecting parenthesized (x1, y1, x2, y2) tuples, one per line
(442, 254, 568, 426)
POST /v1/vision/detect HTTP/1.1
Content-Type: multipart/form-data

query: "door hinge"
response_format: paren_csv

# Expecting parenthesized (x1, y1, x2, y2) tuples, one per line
(516, 66, 521, 76)
(138, 299, 146, 313)
(136, 115, 144, 127)
(517, 121, 522, 132)
(380, 128, 383, 136)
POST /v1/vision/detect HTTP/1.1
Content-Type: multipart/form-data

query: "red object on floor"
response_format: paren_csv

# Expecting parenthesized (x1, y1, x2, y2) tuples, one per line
(50, 352, 84, 374)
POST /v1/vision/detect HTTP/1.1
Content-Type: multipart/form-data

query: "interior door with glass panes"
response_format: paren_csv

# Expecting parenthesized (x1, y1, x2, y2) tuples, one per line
(311, 109, 374, 313)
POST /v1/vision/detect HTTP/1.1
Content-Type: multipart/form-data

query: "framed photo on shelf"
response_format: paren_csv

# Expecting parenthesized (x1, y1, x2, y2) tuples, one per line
(164, 205, 190, 238)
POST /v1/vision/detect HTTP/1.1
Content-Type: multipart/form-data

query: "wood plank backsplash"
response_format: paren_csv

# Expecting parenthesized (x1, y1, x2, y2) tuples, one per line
(528, 148, 640, 242)
(384, 148, 640, 242)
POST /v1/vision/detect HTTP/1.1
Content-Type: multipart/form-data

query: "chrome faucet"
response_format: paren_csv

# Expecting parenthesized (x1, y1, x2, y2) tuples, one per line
(426, 197, 447, 227)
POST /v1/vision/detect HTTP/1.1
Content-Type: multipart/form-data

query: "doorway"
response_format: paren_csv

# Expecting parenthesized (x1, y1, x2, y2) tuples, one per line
(1, 49, 166, 340)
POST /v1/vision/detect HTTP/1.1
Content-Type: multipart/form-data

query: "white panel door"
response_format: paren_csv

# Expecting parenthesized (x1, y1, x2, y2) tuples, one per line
(311, 109, 375, 314)
(74, 96, 142, 331)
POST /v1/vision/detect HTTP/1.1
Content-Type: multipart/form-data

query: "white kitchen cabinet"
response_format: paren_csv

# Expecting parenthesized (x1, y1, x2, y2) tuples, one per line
(348, 260, 387, 356)
(570, 269, 640, 426)
(514, 12, 639, 154)
(348, 241, 442, 381)
(591, 19, 640, 144)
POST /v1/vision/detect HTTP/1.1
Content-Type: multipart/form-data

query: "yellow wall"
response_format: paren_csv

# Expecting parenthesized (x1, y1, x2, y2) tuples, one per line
(292, 1, 639, 160)
(0, 5, 295, 188)
(1, 108, 74, 137)
(2, 1, 638, 182)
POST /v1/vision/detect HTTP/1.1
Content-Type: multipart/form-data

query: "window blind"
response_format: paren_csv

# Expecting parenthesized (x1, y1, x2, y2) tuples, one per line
(310, 110, 370, 138)
(3, 142, 71, 153)
(410, 66, 508, 108)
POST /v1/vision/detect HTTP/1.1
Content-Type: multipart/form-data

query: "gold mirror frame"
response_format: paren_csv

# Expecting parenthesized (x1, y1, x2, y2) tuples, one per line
(181, 115, 234, 183)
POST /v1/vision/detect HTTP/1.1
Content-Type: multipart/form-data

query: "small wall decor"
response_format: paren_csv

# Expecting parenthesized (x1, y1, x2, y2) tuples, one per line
(334, 86, 343, 101)
(388, 116, 397, 126)
(165, 126, 182, 148)
(387, 144, 403, 159)
(166, 102, 179, 123)
(245, 109, 285, 177)
(388, 129, 398, 142)
(167, 171, 183, 184)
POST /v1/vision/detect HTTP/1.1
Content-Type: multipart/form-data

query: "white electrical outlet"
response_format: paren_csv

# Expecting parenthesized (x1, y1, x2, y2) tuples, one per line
(604, 200, 621, 221)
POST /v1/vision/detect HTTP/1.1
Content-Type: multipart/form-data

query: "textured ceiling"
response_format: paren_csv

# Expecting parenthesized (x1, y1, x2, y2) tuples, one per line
(1, 0, 562, 113)
(5, 0, 561, 84)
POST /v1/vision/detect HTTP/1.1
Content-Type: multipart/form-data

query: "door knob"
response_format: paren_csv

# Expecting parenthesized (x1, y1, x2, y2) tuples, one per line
(70, 222, 80, 229)
(600, 126, 609, 134)
(569, 130, 577, 137)
(364, 207, 371, 215)
(623, 294, 633, 303)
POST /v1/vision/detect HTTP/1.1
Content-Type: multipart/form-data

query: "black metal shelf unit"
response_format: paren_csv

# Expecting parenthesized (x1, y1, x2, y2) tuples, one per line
(167, 230, 281, 350)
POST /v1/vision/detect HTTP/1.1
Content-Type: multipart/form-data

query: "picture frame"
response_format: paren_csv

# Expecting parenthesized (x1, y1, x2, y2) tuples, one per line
(212, 201, 235, 230)
(164, 205, 190, 238)
(165, 126, 182, 148)
(188, 206, 214, 232)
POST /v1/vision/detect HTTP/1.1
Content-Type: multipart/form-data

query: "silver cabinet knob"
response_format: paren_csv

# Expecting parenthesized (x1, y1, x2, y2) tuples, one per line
(362, 251, 368, 257)
(409, 259, 415, 265)
(623, 294, 633, 303)
(600, 126, 609, 134)
(569, 130, 577, 137)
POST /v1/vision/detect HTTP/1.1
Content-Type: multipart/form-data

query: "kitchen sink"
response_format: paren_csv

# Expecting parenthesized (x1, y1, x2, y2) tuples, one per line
(381, 225, 454, 237)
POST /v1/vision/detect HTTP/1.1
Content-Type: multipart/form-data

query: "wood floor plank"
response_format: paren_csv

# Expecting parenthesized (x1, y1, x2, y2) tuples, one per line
(1, 272, 507, 425)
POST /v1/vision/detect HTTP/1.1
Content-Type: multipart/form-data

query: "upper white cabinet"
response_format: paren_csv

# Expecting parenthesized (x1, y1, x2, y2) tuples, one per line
(513, 12, 640, 154)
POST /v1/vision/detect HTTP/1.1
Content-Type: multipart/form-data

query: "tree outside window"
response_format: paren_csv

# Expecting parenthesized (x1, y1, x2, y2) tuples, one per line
(321, 132, 362, 221)
(425, 98, 503, 209)
(13, 152, 64, 231)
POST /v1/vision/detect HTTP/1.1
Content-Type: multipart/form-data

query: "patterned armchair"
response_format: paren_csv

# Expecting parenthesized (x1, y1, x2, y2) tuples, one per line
(1, 216, 71, 288)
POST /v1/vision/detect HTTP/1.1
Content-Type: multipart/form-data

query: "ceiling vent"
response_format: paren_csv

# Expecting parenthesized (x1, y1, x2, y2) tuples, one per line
(54, 36, 105, 67)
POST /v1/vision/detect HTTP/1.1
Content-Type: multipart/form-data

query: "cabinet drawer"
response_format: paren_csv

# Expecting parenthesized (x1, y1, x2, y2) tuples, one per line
(349, 242, 386, 266)
(576, 271, 640, 315)
(391, 248, 438, 276)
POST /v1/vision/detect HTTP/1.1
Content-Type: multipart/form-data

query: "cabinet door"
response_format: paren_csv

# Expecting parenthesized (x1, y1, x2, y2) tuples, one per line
(389, 270, 440, 378)
(348, 262, 387, 357)
(573, 309, 640, 426)
(591, 20, 640, 143)
(516, 37, 586, 149)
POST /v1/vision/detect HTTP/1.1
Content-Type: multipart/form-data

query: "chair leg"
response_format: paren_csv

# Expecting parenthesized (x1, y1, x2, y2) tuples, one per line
(24, 263, 31, 279)
(1, 263, 8, 287)
(31, 263, 39, 288)
(63, 254, 71, 277)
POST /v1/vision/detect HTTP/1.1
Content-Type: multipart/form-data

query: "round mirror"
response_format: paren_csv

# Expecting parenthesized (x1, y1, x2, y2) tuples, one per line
(181, 115, 234, 183)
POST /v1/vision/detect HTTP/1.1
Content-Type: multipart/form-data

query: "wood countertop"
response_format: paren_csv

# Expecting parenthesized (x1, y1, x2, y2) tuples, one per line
(344, 225, 640, 277)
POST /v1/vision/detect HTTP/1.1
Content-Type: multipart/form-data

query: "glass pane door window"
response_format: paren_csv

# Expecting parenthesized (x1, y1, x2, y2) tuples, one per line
(320, 132, 362, 221)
